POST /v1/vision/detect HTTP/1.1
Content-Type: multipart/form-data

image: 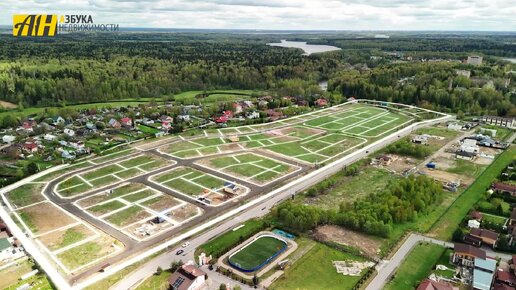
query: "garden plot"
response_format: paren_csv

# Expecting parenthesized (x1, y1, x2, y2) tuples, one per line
(55, 236, 121, 272)
(37, 224, 98, 251)
(150, 167, 248, 206)
(15, 202, 77, 235)
(4, 182, 46, 209)
(197, 153, 300, 185)
(76, 182, 202, 240)
(55, 154, 173, 197)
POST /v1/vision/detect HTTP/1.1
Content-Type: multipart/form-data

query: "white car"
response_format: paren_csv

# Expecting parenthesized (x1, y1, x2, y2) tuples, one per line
(182, 242, 190, 248)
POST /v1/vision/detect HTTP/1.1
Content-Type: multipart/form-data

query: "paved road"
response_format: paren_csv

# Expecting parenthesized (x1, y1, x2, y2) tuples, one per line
(366, 233, 514, 290)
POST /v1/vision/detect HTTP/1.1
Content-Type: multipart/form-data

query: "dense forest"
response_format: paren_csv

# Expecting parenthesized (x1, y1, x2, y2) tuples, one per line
(0, 32, 515, 116)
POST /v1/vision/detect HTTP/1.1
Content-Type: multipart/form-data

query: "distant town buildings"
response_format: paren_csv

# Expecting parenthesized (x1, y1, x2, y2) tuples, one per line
(467, 56, 483, 66)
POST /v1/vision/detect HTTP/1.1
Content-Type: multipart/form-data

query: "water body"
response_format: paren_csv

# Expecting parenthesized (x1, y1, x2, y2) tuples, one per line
(267, 40, 341, 55)
(503, 58, 516, 63)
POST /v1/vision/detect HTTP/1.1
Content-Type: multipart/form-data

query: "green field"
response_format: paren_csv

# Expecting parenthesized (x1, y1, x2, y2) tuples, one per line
(57, 241, 108, 270)
(384, 243, 446, 290)
(271, 243, 366, 290)
(206, 153, 295, 183)
(88, 200, 126, 215)
(228, 236, 286, 270)
(154, 167, 227, 197)
(57, 154, 168, 196)
(105, 205, 148, 227)
(430, 146, 516, 240)
(6, 183, 45, 208)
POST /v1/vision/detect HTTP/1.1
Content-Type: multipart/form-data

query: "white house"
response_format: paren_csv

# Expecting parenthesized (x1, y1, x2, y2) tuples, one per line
(461, 139, 480, 154)
(2, 135, 15, 143)
(178, 115, 190, 122)
(448, 123, 462, 131)
(468, 219, 481, 229)
(246, 111, 260, 119)
(0, 238, 13, 261)
(43, 134, 57, 141)
(64, 128, 75, 137)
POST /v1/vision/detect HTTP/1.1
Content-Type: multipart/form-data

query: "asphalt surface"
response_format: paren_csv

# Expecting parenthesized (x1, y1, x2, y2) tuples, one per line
(41, 138, 311, 284)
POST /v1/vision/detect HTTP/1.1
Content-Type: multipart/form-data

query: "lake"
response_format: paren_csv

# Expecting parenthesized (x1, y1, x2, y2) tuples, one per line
(503, 58, 516, 63)
(267, 40, 341, 55)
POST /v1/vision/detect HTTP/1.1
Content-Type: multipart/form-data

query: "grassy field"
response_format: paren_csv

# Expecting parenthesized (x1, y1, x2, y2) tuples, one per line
(5, 183, 45, 208)
(0, 259, 53, 290)
(270, 243, 366, 290)
(228, 236, 286, 270)
(134, 270, 171, 290)
(57, 241, 104, 270)
(155, 167, 226, 196)
(384, 243, 446, 290)
(105, 205, 148, 227)
(430, 146, 516, 240)
(88, 200, 126, 215)
(195, 219, 266, 258)
(446, 159, 486, 178)
(206, 153, 295, 183)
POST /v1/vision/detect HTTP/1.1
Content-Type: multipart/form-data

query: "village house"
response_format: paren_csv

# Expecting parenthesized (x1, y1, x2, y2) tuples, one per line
(315, 98, 328, 107)
(246, 111, 260, 119)
(51, 116, 65, 126)
(469, 228, 499, 248)
(412, 134, 429, 145)
(159, 115, 173, 123)
(19, 121, 36, 132)
(452, 243, 487, 268)
(22, 142, 38, 154)
(178, 115, 190, 122)
(161, 121, 172, 131)
(496, 270, 516, 288)
(481, 116, 516, 129)
(232, 103, 243, 115)
(417, 279, 458, 290)
(108, 118, 121, 129)
(43, 134, 57, 141)
(267, 109, 284, 121)
(120, 117, 133, 127)
(492, 183, 516, 197)
(64, 128, 75, 137)
(223, 182, 239, 195)
(473, 257, 497, 290)
(168, 264, 207, 290)
(494, 283, 516, 290)
(2, 135, 15, 143)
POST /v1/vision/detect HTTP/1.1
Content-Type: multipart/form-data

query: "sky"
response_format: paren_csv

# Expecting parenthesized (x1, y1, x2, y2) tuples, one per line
(1, 0, 515, 31)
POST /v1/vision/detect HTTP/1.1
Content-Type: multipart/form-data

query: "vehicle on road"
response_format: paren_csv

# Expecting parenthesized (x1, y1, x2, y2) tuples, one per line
(176, 249, 184, 255)
(182, 242, 190, 248)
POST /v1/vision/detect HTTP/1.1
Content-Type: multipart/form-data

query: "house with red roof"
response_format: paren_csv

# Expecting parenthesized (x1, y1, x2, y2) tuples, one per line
(493, 183, 516, 197)
(161, 121, 172, 130)
(315, 98, 328, 107)
(168, 264, 206, 290)
(416, 279, 458, 290)
(23, 142, 38, 153)
(120, 117, 132, 127)
(496, 269, 516, 287)
(214, 115, 228, 123)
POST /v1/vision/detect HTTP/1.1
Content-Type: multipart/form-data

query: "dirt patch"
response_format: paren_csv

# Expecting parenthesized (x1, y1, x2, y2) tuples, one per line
(314, 225, 382, 260)
(382, 154, 417, 173)
(420, 168, 473, 185)
(124, 219, 174, 239)
(218, 143, 242, 153)
(170, 204, 200, 222)
(0, 100, 17, 109)
(19, 202, 76, 234)
(143, 195, 181, 211)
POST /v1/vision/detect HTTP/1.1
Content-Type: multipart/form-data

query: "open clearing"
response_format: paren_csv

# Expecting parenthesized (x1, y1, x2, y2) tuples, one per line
(56, 154, 172, 197)
(38, 224, 97, 251)
(197, 152, 300, 185)
(160, 104, 414, 164)
(270, 242, 368, 290)
(314, 225, 382, 259)
(150, 167, 247, 206)
(17, 202, 76, 234)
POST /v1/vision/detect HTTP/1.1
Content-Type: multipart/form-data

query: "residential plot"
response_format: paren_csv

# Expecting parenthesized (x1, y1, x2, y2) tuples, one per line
(197, 153, 300, 185)
(56, 236, 120, 272)
(150, 167, 248, 206)
(5, 182, 46, 208)
(159, 105, 411, 165)
(38, 224, 97, 251)
(16, 202, 76, 235)
(55, 154, 173, 197)
(76, 182, 203, 240)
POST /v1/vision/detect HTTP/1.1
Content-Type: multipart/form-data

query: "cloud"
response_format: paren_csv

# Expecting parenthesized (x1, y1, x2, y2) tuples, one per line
(0, 0, 514, 30)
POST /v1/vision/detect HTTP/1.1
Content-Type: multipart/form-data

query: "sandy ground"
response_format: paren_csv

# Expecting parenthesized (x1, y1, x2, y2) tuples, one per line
(170, 204, 200, 222)
(314, 225, 382, 260)
(0, 100, 17, 109)
(19, 202, 76, 234)
(420, 168, 473, 185)
(383, 154, 417, 173)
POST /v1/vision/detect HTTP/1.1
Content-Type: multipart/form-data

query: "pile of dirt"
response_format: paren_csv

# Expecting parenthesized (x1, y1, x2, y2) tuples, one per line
(314, 225, 382, 260)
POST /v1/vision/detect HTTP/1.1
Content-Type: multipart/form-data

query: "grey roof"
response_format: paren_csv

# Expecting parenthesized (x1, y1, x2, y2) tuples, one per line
(0, 238, 11, 251)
